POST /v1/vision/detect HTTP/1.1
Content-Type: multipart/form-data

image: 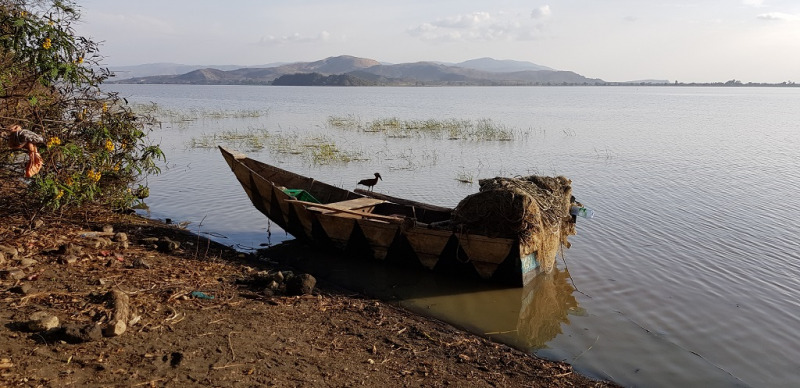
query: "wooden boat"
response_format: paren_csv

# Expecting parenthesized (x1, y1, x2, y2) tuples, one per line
(220, 146, 577, 286)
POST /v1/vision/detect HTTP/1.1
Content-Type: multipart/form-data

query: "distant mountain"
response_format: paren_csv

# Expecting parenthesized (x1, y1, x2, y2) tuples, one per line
(109, 62, 286, 79)
(455, 57, 553, 72)
(111, 56, 604, 86)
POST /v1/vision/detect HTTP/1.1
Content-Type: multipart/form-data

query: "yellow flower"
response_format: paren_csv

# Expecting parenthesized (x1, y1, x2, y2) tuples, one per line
(105, 139, 115, 152)
(55, 190, 64, 200)
(65, 177, 74, 186)
(87, 169, 101, 182)
(42, 38, 52, 50)
(102, 103, 108, 113)
(76, 57, 84, 64)
(113, 163, 121, 172)
(20, 11, 26, 17)
(47, 136, 61, 148)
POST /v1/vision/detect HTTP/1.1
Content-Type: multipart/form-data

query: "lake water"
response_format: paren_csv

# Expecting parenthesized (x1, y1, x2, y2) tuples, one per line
(107, 84, 800, 387)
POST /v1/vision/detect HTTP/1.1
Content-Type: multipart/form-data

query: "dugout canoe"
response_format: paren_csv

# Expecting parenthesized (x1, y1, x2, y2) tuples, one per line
(220, 146, 578, 286)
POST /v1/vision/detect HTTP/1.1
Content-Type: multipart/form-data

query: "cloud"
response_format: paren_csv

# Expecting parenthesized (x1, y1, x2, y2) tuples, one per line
(757, 12, 800, 21)
(408, 7, 552, 42)
(431, 12, 492, 29)
(258, 31, 331, 45)
(742, 0, 765, 7)
(531, 5, 551, 20)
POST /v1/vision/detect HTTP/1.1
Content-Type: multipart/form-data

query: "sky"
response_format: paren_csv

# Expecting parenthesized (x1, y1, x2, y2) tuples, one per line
(72, 0, 800, 83)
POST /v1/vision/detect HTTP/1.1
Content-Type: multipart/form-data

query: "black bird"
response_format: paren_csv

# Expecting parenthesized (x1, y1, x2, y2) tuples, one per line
(357, 172, 382, 191)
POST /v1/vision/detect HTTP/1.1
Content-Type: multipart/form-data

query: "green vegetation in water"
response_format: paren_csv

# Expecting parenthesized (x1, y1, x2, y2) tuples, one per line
(455, 170, 474, 184)
(189, 129, 363, 165)
(327, 115, 523, 141)
(134, 103, 270, 125)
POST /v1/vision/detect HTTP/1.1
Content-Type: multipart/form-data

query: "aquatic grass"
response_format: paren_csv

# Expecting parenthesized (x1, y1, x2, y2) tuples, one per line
(455, 170, 474, 184)
(381, 147, 440, 171)
(327, 115, 522, 141)
(189, 128, 270, 152)
(133, 103, 270, 124)
(188, 129, 363, 165)
(327, 114, 361, 129)
(305, 138, 364, 165)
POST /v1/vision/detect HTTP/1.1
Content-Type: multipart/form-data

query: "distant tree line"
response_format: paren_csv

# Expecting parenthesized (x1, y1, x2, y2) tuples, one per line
(272, 73, 377, 86)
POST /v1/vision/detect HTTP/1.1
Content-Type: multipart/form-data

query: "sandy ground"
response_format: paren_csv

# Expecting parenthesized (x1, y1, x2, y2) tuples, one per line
(0, 175, 617, 387)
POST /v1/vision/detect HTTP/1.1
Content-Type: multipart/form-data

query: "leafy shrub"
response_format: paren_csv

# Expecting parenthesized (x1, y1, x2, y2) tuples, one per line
(1, 0, 164, 211)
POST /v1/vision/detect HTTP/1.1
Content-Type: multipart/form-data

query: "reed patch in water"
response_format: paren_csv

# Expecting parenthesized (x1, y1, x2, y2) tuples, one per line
(134, 103, 270, 124)
(328, 116, 521, 141)
(189, 129, 363, 165)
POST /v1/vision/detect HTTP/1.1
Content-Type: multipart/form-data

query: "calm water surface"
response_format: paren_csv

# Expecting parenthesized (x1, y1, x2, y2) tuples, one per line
(108, 84, 800, 387)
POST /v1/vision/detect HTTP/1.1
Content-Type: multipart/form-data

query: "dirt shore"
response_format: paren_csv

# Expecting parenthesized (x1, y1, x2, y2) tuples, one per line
(1, 178, 617, 387)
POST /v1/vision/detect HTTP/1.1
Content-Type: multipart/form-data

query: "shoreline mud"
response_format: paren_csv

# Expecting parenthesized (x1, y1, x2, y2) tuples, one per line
(1, 179, 617, 386)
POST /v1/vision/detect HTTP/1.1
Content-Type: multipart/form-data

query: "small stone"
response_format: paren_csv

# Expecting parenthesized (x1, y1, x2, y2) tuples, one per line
(267, 280, 280, 291)
(132, 258, 151, 269)
(286, 273, 316, 296)
(10, 284, 33, 295)
(0, 245, 18, 261)
(62, 323, 103, 343)
(32, 219, 45, 229)
(19, 257, 38, 268)
(156, 238, 180, 253)
(140, 237, 159, 244)
(102, 224, 114, 233)
(88, 237, 112, 249)
(60, 243, 83, 256)
(0, 358, 13, 369)
(27, 311, 60, 332)
(59, 255, 79, 265)
(2, 269, 26, 280)
(113, 232, 128, 243)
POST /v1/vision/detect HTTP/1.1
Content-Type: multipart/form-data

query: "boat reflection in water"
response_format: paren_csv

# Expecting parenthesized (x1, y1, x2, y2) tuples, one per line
(262, 241, 580, 352)
(396, 266, 581, 351)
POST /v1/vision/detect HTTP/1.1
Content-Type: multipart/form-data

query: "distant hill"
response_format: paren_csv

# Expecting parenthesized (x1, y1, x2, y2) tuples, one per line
(109, 62, 286, 79)
(111, 55, 604, 86)
(455, 57, 554, 72)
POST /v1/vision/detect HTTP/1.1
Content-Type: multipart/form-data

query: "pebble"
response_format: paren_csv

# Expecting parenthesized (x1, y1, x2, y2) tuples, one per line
(11, 284, 33, 295)
(87, 237, 112, 249)
(2, 269, 26, 280)
(156, 238, 180, 253)
(132, 258, 152, 269)
(60, 243, 83, 256)
(113, 232, 129, 243)
(286, 273, 316, 296)
(0, 245, 18, 261)
(28, 311, 60, 332)
(59, 255, 79, 265)
(19, 258, 38, 268)
(102, 224, 114, 233)
(62, 323, 103, 343)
